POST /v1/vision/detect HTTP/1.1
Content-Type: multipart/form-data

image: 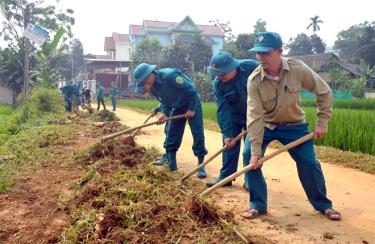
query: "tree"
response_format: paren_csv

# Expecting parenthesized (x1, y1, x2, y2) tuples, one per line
(307, 15, 323, 33)
(209, 19, 235, 42)
(0, 47, 28, 105)
(160, 40, 190, 73)
(57, 38, 84, 80)
(0, 0, 74, 52)
(30, 27, 65, 88)
(187, 35, 212, 73)
(310, 34, 326, 54)
(334, 21, 375, 67)
(358, 59, 375, 88)
(286, 33, 313, 56)
(132, 38, 163, 66)
(253, 18, 267, 33)
(234, 33, 256, 59)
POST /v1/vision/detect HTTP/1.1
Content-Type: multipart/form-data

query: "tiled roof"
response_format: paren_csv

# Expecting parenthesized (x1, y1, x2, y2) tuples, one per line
(129, 19, 224, 36)
(104, 33, 130, 51)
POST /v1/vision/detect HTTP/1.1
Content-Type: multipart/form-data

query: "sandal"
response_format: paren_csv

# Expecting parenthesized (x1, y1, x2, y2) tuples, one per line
(242, 209, 267, 219)
(322, 208, 341, 221)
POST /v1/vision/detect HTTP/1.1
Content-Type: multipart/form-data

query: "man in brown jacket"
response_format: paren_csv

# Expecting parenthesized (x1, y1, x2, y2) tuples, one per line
(244, 32, 341, 221)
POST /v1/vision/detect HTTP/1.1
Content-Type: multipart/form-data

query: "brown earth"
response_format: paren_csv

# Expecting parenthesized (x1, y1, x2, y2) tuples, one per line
(114, 107, 375, 244)
(0, 120, 122, 243)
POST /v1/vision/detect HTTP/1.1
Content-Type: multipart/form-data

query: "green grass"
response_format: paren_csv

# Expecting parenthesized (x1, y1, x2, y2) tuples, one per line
(118, 99, 375, 156)
(302, 98, 375, 110)
(0, 105, 13, 116)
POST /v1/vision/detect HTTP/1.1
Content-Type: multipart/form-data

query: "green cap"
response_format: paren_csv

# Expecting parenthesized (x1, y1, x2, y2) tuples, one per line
(133, 63, 156, 93)
(208, 51, 239, 76)
(249, 32, 283, 52)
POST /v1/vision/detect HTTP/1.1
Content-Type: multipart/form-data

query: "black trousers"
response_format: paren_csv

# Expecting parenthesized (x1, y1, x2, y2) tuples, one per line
(97, 98, 106, 110)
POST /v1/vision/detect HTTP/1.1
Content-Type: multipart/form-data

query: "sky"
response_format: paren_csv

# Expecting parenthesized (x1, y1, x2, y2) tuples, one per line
(1, 0, 374, 54)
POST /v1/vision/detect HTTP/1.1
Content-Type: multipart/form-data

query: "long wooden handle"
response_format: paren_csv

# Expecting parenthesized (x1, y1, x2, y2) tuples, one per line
(180, 130, 247, 182)
(199, 132, 314, 197)
(131, 113, 154, 137)
(101, 114, 186, 143)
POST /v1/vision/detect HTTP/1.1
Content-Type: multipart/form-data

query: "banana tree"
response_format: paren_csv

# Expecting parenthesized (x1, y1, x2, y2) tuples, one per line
(30, 27, 65, 88)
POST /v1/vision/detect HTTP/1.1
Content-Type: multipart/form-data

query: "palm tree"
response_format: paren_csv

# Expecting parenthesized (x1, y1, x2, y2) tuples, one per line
(307, 16, 324, 33)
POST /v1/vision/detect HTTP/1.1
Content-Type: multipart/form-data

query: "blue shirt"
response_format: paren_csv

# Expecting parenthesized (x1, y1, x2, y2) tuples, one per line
(213, 60, 259, 138)
(151, 68, 199, 114)
(111, 87, 118, 98)
(97, 86, 105, 99)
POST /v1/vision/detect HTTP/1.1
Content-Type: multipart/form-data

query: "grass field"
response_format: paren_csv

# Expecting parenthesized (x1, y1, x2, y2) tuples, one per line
(118, 99, 375, 156)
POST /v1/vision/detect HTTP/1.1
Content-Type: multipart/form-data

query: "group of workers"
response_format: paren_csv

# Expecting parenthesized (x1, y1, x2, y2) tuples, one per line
(60, 80, 118, 112)
(133, 31, 341, 221)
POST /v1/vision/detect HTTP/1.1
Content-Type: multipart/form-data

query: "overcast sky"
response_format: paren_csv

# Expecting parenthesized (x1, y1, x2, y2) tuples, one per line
(1, 0, 374, 54)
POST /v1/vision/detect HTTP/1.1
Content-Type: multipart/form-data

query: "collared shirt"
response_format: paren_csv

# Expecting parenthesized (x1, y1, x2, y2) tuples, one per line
(213, 60, 259, 138)
(247, 57, 332, 155)
(97, 86, 105, 99)
(150, 68, 198, 114)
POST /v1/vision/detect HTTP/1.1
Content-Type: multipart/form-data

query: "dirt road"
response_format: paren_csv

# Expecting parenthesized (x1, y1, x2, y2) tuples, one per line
(116, 107, 375, 243)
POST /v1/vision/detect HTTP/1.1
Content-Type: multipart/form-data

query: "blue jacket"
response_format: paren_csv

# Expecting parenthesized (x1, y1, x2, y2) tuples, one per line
(97, 86, 105, 99)
(151, 68, 198, 114)
(213, 60, 259, 138)
(61, 84, 74, 98)
(111, 87, 118, 98)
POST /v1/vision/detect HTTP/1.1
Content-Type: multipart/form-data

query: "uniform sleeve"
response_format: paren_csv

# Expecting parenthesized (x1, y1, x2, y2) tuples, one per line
(300, 63, 332, 128)
(169, 74, 197, 111)
(247, 77, 265, 156)
(213, 81, 235, 138)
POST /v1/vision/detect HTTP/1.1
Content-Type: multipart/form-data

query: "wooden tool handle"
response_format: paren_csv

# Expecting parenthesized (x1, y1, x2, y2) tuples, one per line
(199, 132, 314, 197)
(180, 130, 248, 182)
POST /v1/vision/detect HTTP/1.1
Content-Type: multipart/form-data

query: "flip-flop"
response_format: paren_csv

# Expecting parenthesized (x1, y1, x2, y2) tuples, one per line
(242, 209, 267, 219)
(322, 208, 341, 221)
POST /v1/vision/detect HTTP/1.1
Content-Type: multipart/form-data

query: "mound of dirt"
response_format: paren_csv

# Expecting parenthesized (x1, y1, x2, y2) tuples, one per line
(96, 110, 118, 122)
(91, 121, 128, 137)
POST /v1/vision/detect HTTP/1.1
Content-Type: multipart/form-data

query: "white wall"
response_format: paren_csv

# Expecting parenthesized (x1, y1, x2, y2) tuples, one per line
(115, 42, 131, 61)
(0, 86, 13, 105)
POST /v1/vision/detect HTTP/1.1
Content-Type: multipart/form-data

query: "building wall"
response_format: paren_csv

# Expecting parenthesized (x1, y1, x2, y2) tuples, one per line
(147, 33, 170, 46)
(211, 37, 224, 54)
(115, 43, 131, 61)
(0, 86, 13, 105)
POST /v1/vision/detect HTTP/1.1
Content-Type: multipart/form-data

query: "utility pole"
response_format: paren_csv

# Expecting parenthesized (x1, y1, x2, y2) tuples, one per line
(23, 4, 31, 121)
(71, 58, 74, 81)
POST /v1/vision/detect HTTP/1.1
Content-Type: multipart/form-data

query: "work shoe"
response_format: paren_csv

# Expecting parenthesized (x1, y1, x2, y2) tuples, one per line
(167, 151, 177, 171)
(197, 167, 207, 179)
(153, 155, 168, 166)
(206, 178, 232, 188)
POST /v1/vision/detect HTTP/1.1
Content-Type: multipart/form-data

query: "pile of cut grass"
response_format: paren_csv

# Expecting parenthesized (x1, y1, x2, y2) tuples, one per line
(63, 137, 249, 243)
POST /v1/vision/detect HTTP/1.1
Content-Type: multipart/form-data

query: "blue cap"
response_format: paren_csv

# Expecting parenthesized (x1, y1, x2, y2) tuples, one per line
(133, 63, 156, 93)
(249, 32, 283, 52)
(208, 51, 239, 76)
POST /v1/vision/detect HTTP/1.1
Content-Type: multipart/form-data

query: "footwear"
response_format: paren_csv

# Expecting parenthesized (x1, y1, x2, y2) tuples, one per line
(167, 151, 177, 171)
(242, 209, 267, 219)
(153, 155, 168, 166)
(197, 167, 207, 179)
(206, 178, 232, 188)
(321, 208, 341, 221)
(197, 156, 207, 179)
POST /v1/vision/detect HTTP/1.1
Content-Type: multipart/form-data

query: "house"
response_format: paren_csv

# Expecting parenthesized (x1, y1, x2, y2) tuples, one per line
(104, 32, 131, 61)
(291, 52, 360, 81)
(128, 16, 224, 55)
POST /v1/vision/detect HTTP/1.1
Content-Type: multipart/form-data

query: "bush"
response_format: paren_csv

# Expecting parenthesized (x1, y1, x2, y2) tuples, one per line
(29, 87, 64, 114)
(192, 72, 215, 102)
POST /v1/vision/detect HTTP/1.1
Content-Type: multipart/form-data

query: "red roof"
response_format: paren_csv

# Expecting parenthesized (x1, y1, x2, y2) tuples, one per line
(129, 19, 224, 37)
(143, 20, 174, 29)
(104, 33, 130, 51)
(198, 24, 224, 36)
